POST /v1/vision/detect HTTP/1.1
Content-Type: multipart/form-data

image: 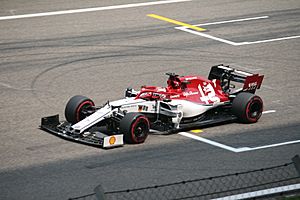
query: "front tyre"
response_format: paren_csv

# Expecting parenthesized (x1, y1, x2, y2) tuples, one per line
(120, 113, 150, 144)
(232, 92, 263, 123)
(65, 95, 95, 124)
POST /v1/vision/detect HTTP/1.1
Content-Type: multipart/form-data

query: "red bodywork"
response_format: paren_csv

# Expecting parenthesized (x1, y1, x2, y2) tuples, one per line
(135, 75, 230, 104)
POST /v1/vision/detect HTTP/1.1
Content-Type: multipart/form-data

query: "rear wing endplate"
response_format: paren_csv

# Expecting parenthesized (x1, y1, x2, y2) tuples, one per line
(208, 64, 264, 93)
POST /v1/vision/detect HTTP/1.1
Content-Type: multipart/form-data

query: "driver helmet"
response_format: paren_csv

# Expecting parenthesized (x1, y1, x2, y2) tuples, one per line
(172, 80, 180, 89)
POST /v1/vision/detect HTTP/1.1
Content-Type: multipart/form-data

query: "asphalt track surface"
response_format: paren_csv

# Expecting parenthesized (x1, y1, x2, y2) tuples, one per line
(0, 0, 300, 199)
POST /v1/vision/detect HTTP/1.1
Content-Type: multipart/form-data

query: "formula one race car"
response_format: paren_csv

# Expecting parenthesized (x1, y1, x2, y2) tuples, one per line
(41, 64, 264, 148)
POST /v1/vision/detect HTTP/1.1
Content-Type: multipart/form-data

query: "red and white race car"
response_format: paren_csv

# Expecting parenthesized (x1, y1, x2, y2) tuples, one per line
(41, 64, 264, 148)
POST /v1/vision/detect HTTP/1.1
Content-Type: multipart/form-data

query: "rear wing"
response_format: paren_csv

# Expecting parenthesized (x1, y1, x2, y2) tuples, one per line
(208, 64, 264, 93)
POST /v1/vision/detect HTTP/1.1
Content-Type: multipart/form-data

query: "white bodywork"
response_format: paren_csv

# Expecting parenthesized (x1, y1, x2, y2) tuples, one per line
(71, 97, 219, 133)
(169, 100, 213, 118)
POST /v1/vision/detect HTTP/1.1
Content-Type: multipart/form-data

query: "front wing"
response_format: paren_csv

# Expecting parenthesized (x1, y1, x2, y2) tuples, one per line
(40, 115, 124, 148)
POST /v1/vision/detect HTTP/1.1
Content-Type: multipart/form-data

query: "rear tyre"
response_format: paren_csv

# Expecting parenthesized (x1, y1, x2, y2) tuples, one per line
(232, 92, 263, 123)
(65, 95, 95, 124)
(120, 113, 150, 144)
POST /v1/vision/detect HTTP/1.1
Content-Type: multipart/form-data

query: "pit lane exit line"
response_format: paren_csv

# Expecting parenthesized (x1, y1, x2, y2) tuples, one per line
(180, 110, 300, 152)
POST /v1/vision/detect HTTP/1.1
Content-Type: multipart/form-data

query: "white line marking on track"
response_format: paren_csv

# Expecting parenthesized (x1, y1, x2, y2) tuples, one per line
(239, 140, 300, 152)
(179, 132, 300, 153)
(193, 16, 269, 27)
(179, 132, 240, 152)
(176, 27, 240, 45)
(0, 0, 191, 21)
(175, 16, 300, 46)
(179, 109, 300, 153)
(262, 110, 276, 114)
(237, 35, 300, 45)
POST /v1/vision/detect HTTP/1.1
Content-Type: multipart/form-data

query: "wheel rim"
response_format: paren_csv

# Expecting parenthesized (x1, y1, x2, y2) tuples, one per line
(131, 117, 149, 143)
(246, 98, 263, 121)
(76, 101, 94, 122)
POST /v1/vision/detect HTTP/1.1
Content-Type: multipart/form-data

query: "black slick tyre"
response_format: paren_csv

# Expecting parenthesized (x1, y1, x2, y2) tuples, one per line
(232, 92, 263, 123)
(65, 95, 95, 124)
(119, 113, 150, 144)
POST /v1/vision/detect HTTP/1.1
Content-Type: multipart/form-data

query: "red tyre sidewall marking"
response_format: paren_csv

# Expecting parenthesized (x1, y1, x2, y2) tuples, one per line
(76, 101, 95, 122)
(131, 116, 150, 143)
(245, 97, 263, 122)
